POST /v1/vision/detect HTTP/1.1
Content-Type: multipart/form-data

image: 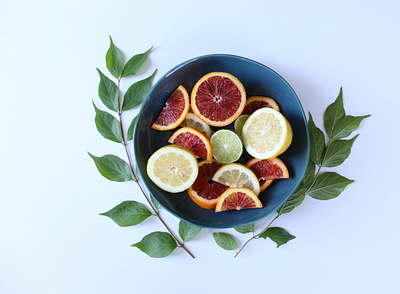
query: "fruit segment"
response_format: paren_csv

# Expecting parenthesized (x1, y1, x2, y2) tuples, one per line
(152, 85, 189, 131)
(215, 187, 262, 212)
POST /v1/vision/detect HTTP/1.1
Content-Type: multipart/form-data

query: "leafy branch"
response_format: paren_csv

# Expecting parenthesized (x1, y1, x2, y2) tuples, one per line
(89, 36, 198, 258)
(213, 87, 370, 256)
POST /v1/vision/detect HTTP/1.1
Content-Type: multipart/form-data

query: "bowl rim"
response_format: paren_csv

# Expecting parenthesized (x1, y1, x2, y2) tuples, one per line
(133, 53, 310, 228)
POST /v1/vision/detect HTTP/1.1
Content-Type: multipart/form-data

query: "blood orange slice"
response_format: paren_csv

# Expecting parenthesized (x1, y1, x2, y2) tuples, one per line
(245, 157, 289, 192)
(168, 127, 213, 161)
(242, 96, 280, 115)
(187, 160, 229, 209)
(191, 72, 246, 127)
(215, 187, 262, 212)
(152, 85, 190, 130)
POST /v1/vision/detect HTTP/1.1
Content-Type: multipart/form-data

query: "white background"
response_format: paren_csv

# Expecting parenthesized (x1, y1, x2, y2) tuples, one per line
(1, 1, 399, 293)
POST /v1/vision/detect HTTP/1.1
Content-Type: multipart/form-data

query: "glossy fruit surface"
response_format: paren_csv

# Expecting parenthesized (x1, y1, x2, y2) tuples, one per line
(146, 145, 198, 193)
(191, 72, 246, 127)
(152, 85, 189, 130)
(242, 108, 293, 159)
(215, 187, 262, 212)
(168, 127, 213, 161)
(245, 157, 289, 192)
(242, 96, 279, 115)
(187, 160, 229, 209)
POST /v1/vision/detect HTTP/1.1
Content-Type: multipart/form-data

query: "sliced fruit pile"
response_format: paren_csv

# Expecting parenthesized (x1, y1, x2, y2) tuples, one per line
(146, 72, 293, 213)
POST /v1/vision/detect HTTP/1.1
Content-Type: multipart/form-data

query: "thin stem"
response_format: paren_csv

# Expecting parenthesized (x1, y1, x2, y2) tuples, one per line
(234, 213, 280, 258)
(117, 79, 195, 258)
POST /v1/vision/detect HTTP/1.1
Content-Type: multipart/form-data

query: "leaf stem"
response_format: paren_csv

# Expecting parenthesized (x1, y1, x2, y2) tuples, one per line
(117, 81, 195, 259)
(234, 213, 280, 257)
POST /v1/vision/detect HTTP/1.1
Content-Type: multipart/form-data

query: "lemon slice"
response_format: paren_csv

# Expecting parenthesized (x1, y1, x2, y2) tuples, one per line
(146, 145, 198, 193)
(181, 112, 212, 139)
(242, 108, 293, 159)
(212, 163, 260, 196)
(210, 129, 243, 164)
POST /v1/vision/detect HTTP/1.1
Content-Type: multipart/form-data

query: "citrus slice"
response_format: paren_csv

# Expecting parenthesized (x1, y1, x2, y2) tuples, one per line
(180, 112, 212, 139)
(215, 187, 262, 212)
(152, 85, 190, 131)
(210, 129, 243, 164)
(245, 157, 289, 192)
(242, 108, 292, 159)
(212, 163, 260, 196)
(233, 114, 249, 140)
(191, 72, 246, 127)
(187, 160, 229, 209)
(168, 127, 213, 161)
(146, 145, 198, 193)
(242, 96, 280, 115)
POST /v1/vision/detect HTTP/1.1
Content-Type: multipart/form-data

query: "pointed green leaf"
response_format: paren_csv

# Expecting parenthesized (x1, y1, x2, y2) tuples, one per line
(213, 233, 237, 251)
(122, 46, 154, 78)
(308, 172, 354, 200)
(303, 161, 316, 189)
(234, 224, 255, 234)
(93, 102, 122, 143)
(122, 70, 156, 111)
(322, 135, 358, 167)
(150, 195, 161, 210)
(331, 115, 370, 140)
(127, 115, 138, 141)
(97, 68, 119, 112)
(131, 232, 177, 258)
(106, 36, 124, 79)
(100, 201, 152, 227)
(277, 183, 306, 214)
(259, 227, 295, 247)
(308, 113, 326, 165)
(324, 87, 345, 138)
(178, 220, 202, 242)
(88, 153, 133, 182)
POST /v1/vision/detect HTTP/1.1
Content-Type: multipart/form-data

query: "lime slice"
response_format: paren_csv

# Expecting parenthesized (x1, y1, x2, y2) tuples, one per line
(210, 129, 243, 164)
(234, 114, 249, 140)
(181, 112, 212, 138)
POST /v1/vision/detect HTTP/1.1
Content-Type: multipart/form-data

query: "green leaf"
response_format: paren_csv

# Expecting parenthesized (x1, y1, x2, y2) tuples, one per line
(122, 70, 157, 111)
(322, 135, 359, 167)
(131, 232, 177, 258)
(100, 201, 152, 227)
(213, 233, 237, 251)
(97, 68, 119, 112)
(259, 227, 295, 247)
(277, 183, 306, 214)
(324, 87, 345, 139)
(308, 172, 354, 200)
(88, 153, 133, 182)
(127, 115, 137, 141)
(331, 115, 370, 140)
(106, 36, 124, 79)
(308, 113, 326, 165)
(234, 224, 255, 234)
(178, 220, 202, 242)
(303, 161, 316, 189)
(122, 46, 154, 78)
(93, 102, 122, 143)
(150, 195, 161, 210)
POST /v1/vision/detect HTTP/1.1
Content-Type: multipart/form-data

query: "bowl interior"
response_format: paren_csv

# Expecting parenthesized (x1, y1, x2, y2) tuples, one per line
(134, 54, 309, 228)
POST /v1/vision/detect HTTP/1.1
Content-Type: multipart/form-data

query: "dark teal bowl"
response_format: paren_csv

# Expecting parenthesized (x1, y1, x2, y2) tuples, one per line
(134, 54, 309, 228)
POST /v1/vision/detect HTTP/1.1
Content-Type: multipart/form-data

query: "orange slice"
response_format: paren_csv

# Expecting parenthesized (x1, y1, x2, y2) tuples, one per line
(168, 127, 213, 161)
(242, 96, 280, 115)
(187, 160, 229, 209)
(245, 157, 289, 192)
(215, 187, 262, 212)
(152, 85, 190, 130)
(191, 72, 246, 127)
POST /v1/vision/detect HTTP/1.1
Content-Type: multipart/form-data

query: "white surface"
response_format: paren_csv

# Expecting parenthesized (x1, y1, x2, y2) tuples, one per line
(1, 1, 399, 293)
